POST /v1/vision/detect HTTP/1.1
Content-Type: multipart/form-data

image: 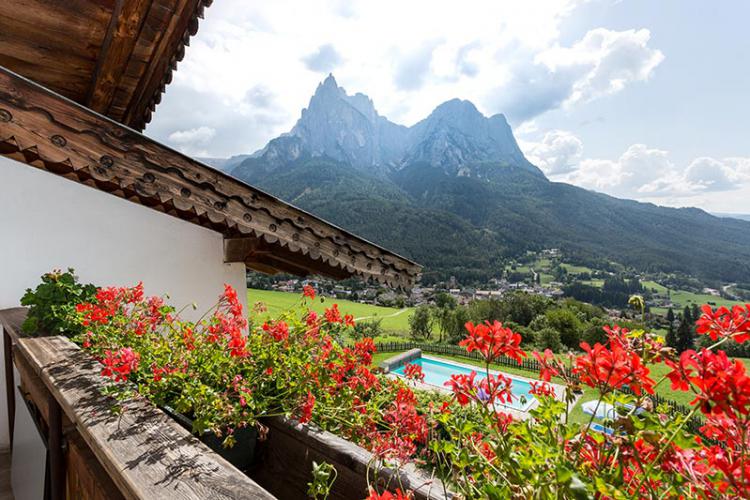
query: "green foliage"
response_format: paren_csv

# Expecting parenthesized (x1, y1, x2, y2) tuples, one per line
(409, 305, 433, 340)
(307, 461, 337, 499)
(534, 327, 563, 352)
(582, 317, 611, 346)
(20, 269, 96, 337)
(351, 319, 382, 341)
(676, 311, 695, 353)
(468, 292, 550, 327)
(563, 276, 643, 308)
(544, 308, 583, 349)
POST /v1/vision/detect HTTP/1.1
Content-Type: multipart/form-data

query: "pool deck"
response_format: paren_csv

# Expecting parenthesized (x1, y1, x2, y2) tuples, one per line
(385, 353, 570, 421)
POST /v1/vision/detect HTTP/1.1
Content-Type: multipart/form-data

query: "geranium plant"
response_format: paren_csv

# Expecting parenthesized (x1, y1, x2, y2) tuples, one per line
(68, 279, 750, 499)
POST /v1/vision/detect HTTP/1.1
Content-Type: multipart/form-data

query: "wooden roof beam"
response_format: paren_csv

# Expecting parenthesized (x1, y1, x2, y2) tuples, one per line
(86, 0, 153, 115)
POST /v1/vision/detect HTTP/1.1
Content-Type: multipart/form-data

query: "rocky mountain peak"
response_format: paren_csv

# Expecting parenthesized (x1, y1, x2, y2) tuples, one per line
(250, 76, 541, 177)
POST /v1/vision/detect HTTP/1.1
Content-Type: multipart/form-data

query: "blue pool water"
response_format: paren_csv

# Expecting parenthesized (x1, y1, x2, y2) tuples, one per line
(392, 357, 536, 410)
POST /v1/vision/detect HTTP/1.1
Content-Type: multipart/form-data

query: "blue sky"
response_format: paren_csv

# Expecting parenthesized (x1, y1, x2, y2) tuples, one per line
(147, 0, 750, 213)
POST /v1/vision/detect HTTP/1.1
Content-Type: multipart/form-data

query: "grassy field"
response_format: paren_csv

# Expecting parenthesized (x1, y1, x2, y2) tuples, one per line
(248, 288, 413, 335)
(643, 280, 745, 315)
(560, 263, 595, 275)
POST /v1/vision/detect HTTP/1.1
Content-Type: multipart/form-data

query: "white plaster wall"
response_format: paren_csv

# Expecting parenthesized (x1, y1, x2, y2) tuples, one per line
(0, 156, 248, 448)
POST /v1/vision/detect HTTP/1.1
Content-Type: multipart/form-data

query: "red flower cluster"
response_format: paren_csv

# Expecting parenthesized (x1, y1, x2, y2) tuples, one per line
(215, 284, 249, 357)
(403, 363, 425, 383)
(262, 320, 289, 342)
(76, 282, 147, 326)
(151, 363, 178, 382)
(445, 372, 477, 406)
(533, 349, 560, 382)
(469, 432, 497, 463)
(494, 411, 514, 433)
(574, 340, 655, 395)
(366, 488, 413, 500)
(324, 304, 342, 323)
(299, 391, 316, 423)
(353, 338, 376, 365)
(302, 284, 316, 301)
(371, 387, 427, 463)
(529, 381, 556, 398)
(701, 416, 750, 495)
(460, 321, 526, 364)
(101, 347, 139, 382)
(696, 304, 750, 343)
(666, 349, 750, 418)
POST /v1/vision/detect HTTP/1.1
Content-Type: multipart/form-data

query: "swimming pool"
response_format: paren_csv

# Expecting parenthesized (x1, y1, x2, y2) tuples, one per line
(392, 356, 536, 411)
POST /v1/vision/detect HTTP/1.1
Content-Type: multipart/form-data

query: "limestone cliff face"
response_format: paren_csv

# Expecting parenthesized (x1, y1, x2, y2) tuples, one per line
(248, 74, 540, 178)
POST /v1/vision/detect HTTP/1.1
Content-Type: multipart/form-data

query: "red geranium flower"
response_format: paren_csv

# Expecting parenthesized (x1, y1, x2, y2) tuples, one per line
(262, 320, 289, 342)
(324, 304, 342, 324)
(344, 314, 355, 327)
(367, 487, 413, 500)
(529, 380, 556, 398)
(299, 391, 315, 423)
(101, 347, 139, 382)
(667, 348, 750, 418)
(460, 321, 526, 364)
(403, 363, 425, 383)
(533, 349, 560, 382)
(302, 284, 316, 301)
(445, 372, 477, 406)
(574, 341, 655, 395)
(696, 304, 750, 343)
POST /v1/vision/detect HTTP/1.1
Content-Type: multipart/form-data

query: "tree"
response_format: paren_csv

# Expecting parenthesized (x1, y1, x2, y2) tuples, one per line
(666, 307, 675, 324)
(665, 307, 678, 349)
(690, 303, 701, 323)
(432, 293, 458, 343)
(409, 305, 433, 341)
(446, 307, 471, 344)
(535, 327, 563, 352)
(544, 308, 583, 349)
(676, 307, 695, 353)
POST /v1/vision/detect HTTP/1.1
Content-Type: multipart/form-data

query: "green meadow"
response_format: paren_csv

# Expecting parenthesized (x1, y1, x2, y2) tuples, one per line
(247, 288, 413, 334)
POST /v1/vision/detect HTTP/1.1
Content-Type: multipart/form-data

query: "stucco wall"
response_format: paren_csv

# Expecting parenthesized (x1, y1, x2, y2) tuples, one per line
(0, 156, 248, 448)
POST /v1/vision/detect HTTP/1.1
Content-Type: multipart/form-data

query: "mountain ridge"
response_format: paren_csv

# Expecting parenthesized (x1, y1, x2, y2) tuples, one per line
(222, 75, 750, 284)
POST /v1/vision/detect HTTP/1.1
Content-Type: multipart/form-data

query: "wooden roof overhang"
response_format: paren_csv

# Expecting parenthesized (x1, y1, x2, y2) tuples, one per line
(0, 67, 422, 287)
(0, 0, 212, 131)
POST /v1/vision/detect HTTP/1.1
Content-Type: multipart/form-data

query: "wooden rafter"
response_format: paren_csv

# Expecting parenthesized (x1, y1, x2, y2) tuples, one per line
(0, 0, 212, 130)
(86, 0, 152, 114)
(0, 67, 421, 287)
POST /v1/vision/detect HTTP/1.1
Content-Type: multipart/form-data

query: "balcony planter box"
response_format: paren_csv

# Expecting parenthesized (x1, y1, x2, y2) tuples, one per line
(250, 416, 452, 500)
(161, 405, 258, 471)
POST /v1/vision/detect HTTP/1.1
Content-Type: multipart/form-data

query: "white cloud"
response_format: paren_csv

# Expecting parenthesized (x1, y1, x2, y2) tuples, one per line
(302, 44, 344, 72)
(520, 130, 583, 175)
(536, 28, 664, 105)
(520, 130, 750, 210)
(149, 0, 657, 156)
(168, 126, 216, 144)
(492, 28, 664, 122)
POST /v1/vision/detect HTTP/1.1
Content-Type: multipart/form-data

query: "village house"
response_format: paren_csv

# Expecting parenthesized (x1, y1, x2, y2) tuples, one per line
(0, 1, 420, 498)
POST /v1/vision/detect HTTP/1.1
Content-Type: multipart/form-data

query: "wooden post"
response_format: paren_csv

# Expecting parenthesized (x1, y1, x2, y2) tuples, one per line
(3, 327, 14, 447)
(47, 393, 64, 500)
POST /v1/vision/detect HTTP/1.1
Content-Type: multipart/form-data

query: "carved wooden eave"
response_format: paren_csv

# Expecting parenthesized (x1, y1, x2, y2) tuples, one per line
(0, 67, 422, 287)
(0, 0, 213, 131)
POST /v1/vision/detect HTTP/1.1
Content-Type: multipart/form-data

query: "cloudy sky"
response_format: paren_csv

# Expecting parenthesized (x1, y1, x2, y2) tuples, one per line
(146, 0, 750, 213)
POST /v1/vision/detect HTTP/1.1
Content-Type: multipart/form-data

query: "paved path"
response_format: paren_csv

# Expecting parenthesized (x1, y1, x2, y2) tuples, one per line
(355, 308, 409, 322)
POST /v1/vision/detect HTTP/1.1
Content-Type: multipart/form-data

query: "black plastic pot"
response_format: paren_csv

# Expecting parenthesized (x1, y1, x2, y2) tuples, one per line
(161, 406, 258, 471)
